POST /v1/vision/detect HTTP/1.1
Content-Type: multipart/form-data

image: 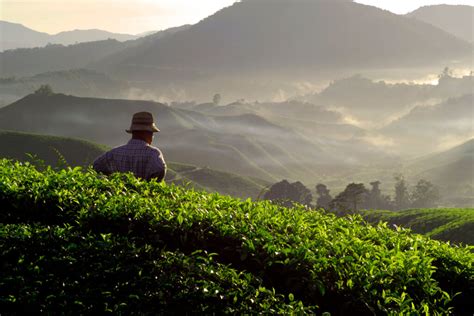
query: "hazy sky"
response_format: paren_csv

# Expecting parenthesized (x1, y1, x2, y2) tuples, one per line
(1, 0, 472, 35)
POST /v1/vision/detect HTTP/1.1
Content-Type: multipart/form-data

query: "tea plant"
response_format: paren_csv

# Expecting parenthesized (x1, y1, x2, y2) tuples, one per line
(0, 159, 473, 315)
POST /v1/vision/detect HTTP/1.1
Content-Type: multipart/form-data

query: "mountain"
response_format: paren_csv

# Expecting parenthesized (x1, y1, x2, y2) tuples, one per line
(0, 129, 107, 168)
(0, 20, 138, 51)
(50, 29, 137, 46)
(0, 93, 339, 182)
(407, 5, 474, 43)
(406, 139, 474, 206)
(300, 73, 473, 126)
(99, 0, 472, 79)
(0, 24, 191, 78)
(0, 39, 128, 77)
(0, 69, 129, 104)
(0, 21, 50, 51)
(381, 94, 473, 155)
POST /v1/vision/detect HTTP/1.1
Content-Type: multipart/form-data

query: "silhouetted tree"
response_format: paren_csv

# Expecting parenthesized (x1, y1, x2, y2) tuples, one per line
(330, 183, 368, 215)
(394, 174, 410, 210)
(411, 179, 440, 208)
(213, 93, 222, 105)
(34, 84, 54, 96)
(264, 180, 312, 208)
(315, 183, 332, 210)
(439, 66, 453, 80)
(366, 181, 393, 210)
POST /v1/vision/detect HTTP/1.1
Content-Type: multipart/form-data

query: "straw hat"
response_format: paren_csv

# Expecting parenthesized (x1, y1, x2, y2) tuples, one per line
(126, 112, 160, 133)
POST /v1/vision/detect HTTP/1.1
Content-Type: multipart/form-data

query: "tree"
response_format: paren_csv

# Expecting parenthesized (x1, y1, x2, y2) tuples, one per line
(315, 183, 332, 210)
(411, 179, 440, 208)
(330, 183, 368, 215)
(394, 174, 410, 210)
(212, 93, 221, 105)
(263, 180, 312, 208)
(366, 181, 392, 210)
(34, 84, 54, 96)
(439, 66, 453, 80)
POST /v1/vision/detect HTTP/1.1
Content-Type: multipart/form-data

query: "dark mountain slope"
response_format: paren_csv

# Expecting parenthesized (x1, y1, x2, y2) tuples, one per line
(0, 39, 127, 77)
(102, 0, 472, 77)
(407, 5, 474, 43)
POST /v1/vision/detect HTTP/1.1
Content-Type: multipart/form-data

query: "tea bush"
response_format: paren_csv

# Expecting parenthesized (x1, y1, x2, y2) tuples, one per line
(0, 159, 472, 315)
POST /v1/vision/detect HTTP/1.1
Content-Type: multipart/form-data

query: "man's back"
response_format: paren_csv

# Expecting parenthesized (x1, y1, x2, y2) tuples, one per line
(93, 139, 166, 181)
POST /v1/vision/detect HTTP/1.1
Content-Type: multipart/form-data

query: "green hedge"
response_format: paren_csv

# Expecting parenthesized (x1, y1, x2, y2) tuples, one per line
(0, 159, 473, 315)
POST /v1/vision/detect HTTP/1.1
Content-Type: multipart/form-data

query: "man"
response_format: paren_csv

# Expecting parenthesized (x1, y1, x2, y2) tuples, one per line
(93, 112, 166, 181)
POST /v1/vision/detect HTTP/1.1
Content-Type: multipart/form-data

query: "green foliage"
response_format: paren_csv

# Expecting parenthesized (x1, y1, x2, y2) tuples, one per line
(361, 208, 474, 245)
(330, 183, 368, 214)
(411, 179, 440, 208)
(0, 159, 473, 315)
(264, 180, 312, 208)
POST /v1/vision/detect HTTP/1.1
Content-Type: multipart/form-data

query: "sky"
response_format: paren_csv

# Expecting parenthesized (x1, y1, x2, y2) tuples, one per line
(1, 0, 472, 35)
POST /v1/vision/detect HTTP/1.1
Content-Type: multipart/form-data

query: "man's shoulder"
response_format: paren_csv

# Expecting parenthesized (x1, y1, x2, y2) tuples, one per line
(146, 144, 163, 156)
(107, 144, 130, 154)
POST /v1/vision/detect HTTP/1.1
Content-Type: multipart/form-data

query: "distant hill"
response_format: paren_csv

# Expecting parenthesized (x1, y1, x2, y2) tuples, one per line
(0, 130, 266, 199)
(0, 69, 129, 103)
(99, 0, 472, 80)
(0, 20, 138, 51)
(0, 93, 338, 182)
(166, 163, 268, 199)
(381, 94, 473, 155)
(406, 139, 474, 207)
(407, 5, 474, 43)
(49, 29, 137, 46)
(0, 21, 50, 51)
(0, 24, 191, 77)
(302, 73, 473, 126)
(0, 39, 128, 77)
(0, 130, 107, 168)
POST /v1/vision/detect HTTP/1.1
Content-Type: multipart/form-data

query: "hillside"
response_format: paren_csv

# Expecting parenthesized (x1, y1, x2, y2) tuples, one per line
(381, 94, 473, 156)
(362, 208, 474, 245)
(407, 5, 474, 43)
(0, 130, 266, 199)
(0, 130, 107, 168)
(406, 139, 474, 206)
(0, 20, 138, 51)
(0, 21, 50, 51)
(0, 39, 129, 77)
(0, 23, 190, 78)
(0, 93, 341, 182)
(99, 0, 471, 78)
(299, 73, 473, 126)
(0, 69, 129, 103)
(0, 159, 473, 314)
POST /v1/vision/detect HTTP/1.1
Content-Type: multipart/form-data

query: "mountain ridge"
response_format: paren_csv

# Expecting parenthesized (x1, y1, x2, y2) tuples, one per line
(0, 20, 139, 51)
(407, 5, 474, 43)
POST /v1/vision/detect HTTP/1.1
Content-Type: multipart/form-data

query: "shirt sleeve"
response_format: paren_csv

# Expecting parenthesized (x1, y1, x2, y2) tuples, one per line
(148, 148, 166, 181)
(93, 152, 111, 175)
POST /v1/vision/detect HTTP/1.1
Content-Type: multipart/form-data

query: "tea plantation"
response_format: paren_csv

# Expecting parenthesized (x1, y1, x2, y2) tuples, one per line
(0, 159, 473, 315)
(361, 209, 474, 245)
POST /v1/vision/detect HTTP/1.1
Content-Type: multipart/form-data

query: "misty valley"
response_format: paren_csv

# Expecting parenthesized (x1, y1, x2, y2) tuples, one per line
(0, 0, 473, 315)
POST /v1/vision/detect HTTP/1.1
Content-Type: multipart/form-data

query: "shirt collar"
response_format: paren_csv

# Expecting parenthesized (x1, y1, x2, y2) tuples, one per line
(128, 139, 149, 146)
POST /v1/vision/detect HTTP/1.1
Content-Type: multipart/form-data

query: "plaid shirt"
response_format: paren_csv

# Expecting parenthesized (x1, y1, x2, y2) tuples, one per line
(93, 139, 166, 181)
